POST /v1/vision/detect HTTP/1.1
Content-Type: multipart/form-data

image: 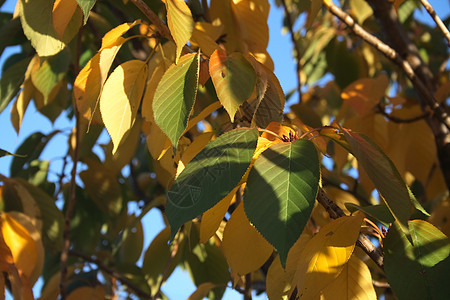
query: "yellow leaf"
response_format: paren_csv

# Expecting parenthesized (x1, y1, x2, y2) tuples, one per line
(187, 282, 218, 300)
(184, 101, 222, 134)
(165, 0, 194, 63)
(101, 20, 141, 49)
(38, 266, 77, 300)
(190, 22, 223, 56)
(0, 212, 44, 286)
(222, 202, 273, 276)
(200, 187, 237, 243)
(100, 60, 148, 154)
(52, 0, 79, 38)
(176, 132, 214, 177)
(67, 286, 105, 300)
(429, 197, 450, 237)
(293, 214, 364, 299)
(319, 256, 377, 300)
(11, 79, 33, 134)
(341, 74, 388, 116)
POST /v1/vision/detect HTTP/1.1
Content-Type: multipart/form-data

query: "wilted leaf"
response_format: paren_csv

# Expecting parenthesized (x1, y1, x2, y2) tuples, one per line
(165, 0, 194, 63)
(153, 53, 200, 150)
(209, 49, 256, 122)
(244, 139, 320, 266)
(223, 202, 273, 276)
(100, 60, 148, 154)
(166, 128, 258, 240)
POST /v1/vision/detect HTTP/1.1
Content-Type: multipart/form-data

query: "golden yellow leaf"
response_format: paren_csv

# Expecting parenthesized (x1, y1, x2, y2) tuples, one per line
(99, 60, 148, 154)
(187, 282, 218, 300)
(319, 256, 377, 300)
(200, 187, 237, 243)
(67, 286, 105, 300)
(0, 212, 44, 285)
(222, 202, 273, 276)
(176, 132, 214, 177)
(101, 20, 141, 49)
(38, 266, 77, 300)
(165, 0, 194, 63)
(341, 74, 388, 116)
(190, 22, 222, 56)
(11, 79, 33, 134)
(184, 101, 222, 134)
(293, 214, 364, 299)
(52, 0, 79, 38)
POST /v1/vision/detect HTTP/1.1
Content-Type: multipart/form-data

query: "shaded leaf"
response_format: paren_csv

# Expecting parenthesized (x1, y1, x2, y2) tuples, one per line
(244, 139, 320, 266)
(0, 56, 31, 114)
(345, 203, 395, 226)
(52, 0, 79, 38)
(100, 60, 148, 154)
(188, 282, 218, 300)
(165, 0, 194, 63)
(349, 0, 373, 24)
(76, 0, 96, 24)
(209, 49, 256, 122)
(166, 128, 258, 240)
(153, 53, 200, 150)
(190, 22, 222, 56)
(67, 286, 105, 300)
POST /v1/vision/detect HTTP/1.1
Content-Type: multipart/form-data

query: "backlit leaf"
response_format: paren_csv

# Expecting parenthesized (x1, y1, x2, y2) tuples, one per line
(100, 60, 148, 154)
(52, 0, 79, 38)
(153, 53, 200, 150)
(190, 22, 222, 56)
(244, 139, 320, 266)
(10, 79, 33, 134)
(76, 0, 96, 24)
(0, 56, 31, 114)
(165, 0, 194, 63)
(166, 128, 258, 240)
(222, 202, 273, 276)
(384, 220, 450, 300)
(293, 214, 364, 298)
(349, 0, 373, 24)
(319, 256, 377, 300)
(209, 49, 256, 122)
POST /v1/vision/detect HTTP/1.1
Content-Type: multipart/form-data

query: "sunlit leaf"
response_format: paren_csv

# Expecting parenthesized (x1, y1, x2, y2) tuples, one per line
(100, 60, 148, 154)
(190, 22, 222, 56)
(176, 132, 214, 177)
(153, 53, 200, 150)
(209, 49, 256, 122)
(0, 56, 31, 114)
(293, 214, 364, 299)
(166, 128, 258, 240)
(52, 0, 79, 38)
(10, 79, 34, 134)
(349, 0, 373, 24)
(165, 0, 194, 63)
(223, 202, 273, 276)
(384, 220, 450, 300)
(244, 139, 320, 266)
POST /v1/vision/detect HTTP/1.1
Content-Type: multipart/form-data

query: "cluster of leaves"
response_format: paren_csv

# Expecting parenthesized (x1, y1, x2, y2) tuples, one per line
(0, 0, 449, 299)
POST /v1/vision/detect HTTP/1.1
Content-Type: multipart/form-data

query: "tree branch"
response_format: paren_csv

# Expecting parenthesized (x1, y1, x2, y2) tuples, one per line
(69, 250, 151, 299)
(376, 103, 430, 123)
(316, 187, 384, 270)
(130, 0, 173, 42)
(244, 273, 252, 300)
(419, 0, 450, 46)
(279, 0, 303, 103)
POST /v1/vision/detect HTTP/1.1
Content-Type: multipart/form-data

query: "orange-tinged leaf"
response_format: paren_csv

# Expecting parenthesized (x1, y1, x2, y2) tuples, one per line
(200, 187, 237, 243)
(52, 0, 78, 38)
(262, 122, 295, 141)
(187, 282, 218, 300)
(319, 256, 377, 300)
(67, 286, 105, 300)
(222, 202, 273, 276)
(190, 22, 222, 56)
(341, 74, 388, 116)
(293, 214, 364, 299)
(0, 212, 44, 285)
(11, 79, 33, 134)
(165, 0, 194, 63)
(209, 49, 256, 122)
(99, 60, 148, 154)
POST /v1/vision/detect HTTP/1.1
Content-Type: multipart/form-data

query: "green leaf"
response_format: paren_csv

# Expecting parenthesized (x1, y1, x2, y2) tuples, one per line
(345, 203, 395, 226)
(341, 127, 428, 235)
(209, 49, 256, 122)
(31, 48, 70, 104)
(166, 128, 259, 240)
(153, 53, 199, 151)
(384, 220, 450, 300)
(0, 148, 26, 158)
(165, 0, 194, 63)
(20, 0, 81, 57)
(0, 56, 31, 114)
(76, 0, 96, 24)
(243, 139, 320, 266)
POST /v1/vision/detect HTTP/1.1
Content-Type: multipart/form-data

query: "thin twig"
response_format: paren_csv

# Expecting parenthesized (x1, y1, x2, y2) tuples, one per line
(419, 0, 450, 46)
(324, 1, 450, 131)
(131, 0, 173, 42)
(69, 250, 151, 299)
(244, 273, 252, 300)
(376, 103, 429, 123)
(279, 0, 303, 103)
(372, 279, 391, 288)
(316, 187, 384, 270)
(59, 28, 83, 299)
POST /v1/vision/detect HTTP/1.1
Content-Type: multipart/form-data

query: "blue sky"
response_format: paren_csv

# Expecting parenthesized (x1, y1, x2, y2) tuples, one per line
(0, 0, 449, 299)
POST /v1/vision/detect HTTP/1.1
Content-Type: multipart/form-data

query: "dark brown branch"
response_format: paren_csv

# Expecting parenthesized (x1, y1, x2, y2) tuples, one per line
(244, 273, 252, 300)
(317, 187, 384, 270)
(279, 0, 303, 103)
(419, 0, 450, 46)
(376, 103, 430, 123)
(69, 249, 151, 299)
(60, 28, 83, 299)
(130, 0, 173, 42)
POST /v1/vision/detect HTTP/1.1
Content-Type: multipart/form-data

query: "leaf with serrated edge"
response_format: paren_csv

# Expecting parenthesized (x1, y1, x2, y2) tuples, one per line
(100, 60, 148, 153)
(166, 128, 258, 240)
(244, 139, 320, 266)
(165, 0, 194, 63)
(222, 202, 273, 276)
(153, 53, 199, 150)
(293, 214, 364, 299)
(209, 49, 256, 122)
